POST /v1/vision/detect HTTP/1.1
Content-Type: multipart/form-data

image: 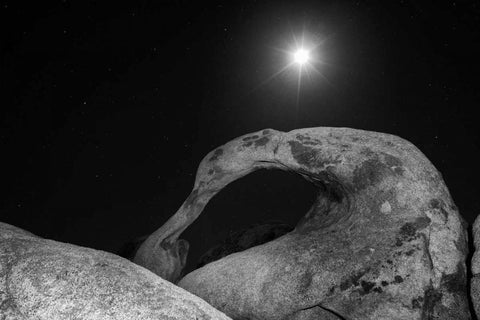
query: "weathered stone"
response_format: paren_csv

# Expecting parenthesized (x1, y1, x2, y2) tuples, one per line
(0, 222, 231, 320)
(471, 215, 480, 318)
(135, 127, 470, 320)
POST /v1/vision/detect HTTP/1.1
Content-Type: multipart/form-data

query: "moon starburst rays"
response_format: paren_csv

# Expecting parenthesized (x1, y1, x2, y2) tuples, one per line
(250, 31, 330, 112)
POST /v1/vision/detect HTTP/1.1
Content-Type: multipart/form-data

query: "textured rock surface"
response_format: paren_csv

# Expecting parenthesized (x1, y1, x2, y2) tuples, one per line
(175, 128, 470, 319)
(196, 222, 293, 270)
(118, 234, 189, 283)
(133, 234, 189, 284)
(0, 222, 231, 320)
(136, 127, 470, 320)
(471, 216, 480, 318)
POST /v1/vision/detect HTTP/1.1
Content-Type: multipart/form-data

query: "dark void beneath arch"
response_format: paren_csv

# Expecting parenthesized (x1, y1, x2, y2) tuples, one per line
(181, 168, 317, 275)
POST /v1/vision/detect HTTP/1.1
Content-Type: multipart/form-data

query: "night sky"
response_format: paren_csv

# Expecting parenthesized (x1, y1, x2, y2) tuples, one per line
(2, 1, 480, 273)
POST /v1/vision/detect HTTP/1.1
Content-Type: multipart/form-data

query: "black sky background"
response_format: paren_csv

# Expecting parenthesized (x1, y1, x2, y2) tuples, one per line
(1, 0, 480, 273)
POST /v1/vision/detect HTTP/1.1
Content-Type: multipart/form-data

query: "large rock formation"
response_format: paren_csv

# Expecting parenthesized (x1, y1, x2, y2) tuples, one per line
(135, 127, 470, 320)
(0, 222, 231, 320)
(471, 216, 480, 318)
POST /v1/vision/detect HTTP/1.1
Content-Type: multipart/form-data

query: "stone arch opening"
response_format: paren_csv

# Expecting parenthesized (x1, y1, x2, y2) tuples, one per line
(181, 168, 317, 274)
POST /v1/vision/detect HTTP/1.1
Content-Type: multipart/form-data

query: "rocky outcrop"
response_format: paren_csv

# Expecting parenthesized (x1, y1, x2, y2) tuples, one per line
(471, 216, 480, 318)
(136, 127, 470, 320)
(0, 222, 231, 320)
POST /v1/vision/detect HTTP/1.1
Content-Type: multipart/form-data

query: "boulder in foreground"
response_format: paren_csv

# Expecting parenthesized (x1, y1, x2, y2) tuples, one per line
(0, 222, 232, 320)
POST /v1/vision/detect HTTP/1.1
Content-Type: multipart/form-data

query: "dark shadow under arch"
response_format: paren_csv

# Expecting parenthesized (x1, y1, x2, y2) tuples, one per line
(181, 168, 317, 275)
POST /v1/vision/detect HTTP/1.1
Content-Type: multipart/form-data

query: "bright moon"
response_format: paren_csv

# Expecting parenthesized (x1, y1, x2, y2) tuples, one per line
(293, 49, 310, 65)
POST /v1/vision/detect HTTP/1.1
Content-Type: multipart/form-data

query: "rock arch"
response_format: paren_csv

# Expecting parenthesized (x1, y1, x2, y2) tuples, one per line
(135, 127, 469, 319)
